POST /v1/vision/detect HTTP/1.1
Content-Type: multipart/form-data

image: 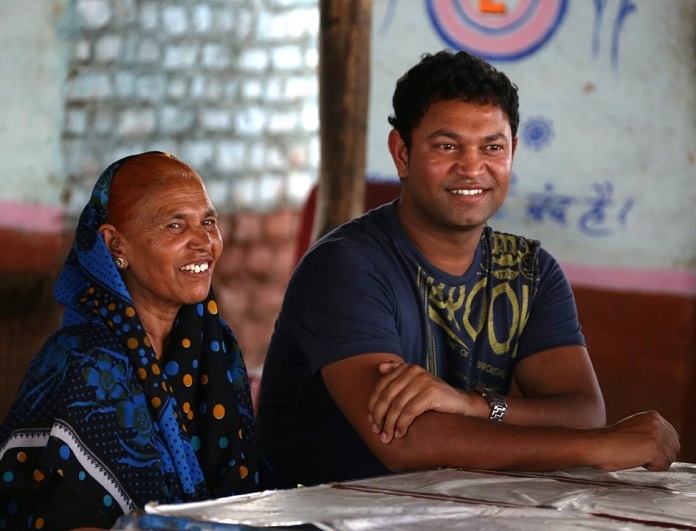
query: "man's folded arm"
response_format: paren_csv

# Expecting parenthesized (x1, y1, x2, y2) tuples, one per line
(321, 352, 679, 473)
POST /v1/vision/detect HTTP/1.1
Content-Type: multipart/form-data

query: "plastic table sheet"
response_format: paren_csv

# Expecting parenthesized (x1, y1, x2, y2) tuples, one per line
(114, 463, 696, 530)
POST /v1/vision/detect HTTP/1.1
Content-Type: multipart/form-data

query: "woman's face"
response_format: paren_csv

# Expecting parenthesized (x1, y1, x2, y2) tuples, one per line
(113, 177, 223, 316)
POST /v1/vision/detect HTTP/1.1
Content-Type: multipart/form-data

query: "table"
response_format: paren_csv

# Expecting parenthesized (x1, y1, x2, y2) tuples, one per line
(114, 463, 696, 530)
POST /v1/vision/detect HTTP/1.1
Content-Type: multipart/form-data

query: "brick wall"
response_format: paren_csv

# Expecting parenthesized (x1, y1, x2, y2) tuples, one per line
(61, 0, 319, 217)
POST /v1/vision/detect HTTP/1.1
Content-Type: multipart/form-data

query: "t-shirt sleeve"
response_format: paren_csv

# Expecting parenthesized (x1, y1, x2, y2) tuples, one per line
(516, 248, 585, 360)
(282, 238, 404, 374)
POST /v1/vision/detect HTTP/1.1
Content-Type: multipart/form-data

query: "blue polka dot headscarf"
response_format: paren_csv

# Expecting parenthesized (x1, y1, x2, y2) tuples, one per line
(0, 152, 261, 529)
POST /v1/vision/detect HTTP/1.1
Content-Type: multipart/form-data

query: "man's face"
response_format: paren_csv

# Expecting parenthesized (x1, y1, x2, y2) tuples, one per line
(390, 99, 517, 235)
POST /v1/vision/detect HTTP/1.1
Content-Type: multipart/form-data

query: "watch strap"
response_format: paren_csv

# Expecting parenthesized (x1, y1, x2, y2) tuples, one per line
(474, 385, 508, 422)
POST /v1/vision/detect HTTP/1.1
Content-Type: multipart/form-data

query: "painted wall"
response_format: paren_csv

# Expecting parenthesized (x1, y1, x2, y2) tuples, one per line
(0, 0, 67, 232)
(367, 0, 696, 296)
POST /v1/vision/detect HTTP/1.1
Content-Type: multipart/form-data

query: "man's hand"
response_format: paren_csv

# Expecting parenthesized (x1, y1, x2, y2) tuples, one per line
(367, 361, 485, 443)
(590, 411, 680, 472)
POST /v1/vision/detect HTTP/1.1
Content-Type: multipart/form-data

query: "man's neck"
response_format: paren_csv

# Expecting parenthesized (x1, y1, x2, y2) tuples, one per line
(396, 201, 483, 276)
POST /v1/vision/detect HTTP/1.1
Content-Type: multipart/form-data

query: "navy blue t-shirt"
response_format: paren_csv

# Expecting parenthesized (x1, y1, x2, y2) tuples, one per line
(257, 200, 584, 487)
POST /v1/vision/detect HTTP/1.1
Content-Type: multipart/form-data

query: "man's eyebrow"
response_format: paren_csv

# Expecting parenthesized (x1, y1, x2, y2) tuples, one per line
(427, 130, 510, 143)
(483, 133, 510, 143)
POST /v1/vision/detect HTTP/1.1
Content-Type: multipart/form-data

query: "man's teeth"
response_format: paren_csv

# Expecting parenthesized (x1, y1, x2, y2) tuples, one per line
(452, 189, 483, 196)
(180, 263, 209, 273)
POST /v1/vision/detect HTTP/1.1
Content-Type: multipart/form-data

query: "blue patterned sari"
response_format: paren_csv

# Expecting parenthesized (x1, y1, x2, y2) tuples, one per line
(0, 154, 261, 529)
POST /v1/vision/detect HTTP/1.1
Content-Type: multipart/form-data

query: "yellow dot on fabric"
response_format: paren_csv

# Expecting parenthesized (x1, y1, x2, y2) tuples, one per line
(238, 429, 243, 439)
(33, 469, 45, 482)
(182, 338, 191, 348)
(183, 402, 191, 413)
(127, 338, 138, 349)
(151, 397, 162, 408)
(35, 517, 45, 529)
(183, 374, 193, 387)
(213, 404, 225, 419)
(200, 374, 209, 385)
(207, 300, 218, 314)
(144, 336, 152, 347)
(151, 364, 161, 375)
(125, 307, 136, 317)
(137, 368, 147, 380)
(17, 452, 27, 463)
(87, 287, 95, 294)
(108, 303, 116, 311)
(239, 466, 248, 479)
(57, 469, 64, 476)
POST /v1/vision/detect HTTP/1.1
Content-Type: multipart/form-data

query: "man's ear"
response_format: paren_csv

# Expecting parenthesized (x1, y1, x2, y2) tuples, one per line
(387, 129, 409, 179)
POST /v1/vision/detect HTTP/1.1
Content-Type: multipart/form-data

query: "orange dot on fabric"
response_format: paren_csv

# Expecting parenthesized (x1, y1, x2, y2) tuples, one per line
(57, 469, 64, 476)
(151, 364, 161, 375)
(127, 338, 139, 349)
(183, 374, 193, 387)
(137, 368, 147, 380)
(182, 402, 191, 413)
(213, 404, 225, 419)
(88, 287, 95, 294)
(35, 517, 45, 529)
(17, 452, 27, 463)
(108, 303, 116, 311)
(144, 336, 152, 347)
(125, 307, 136, 317)
(151, 397, 162, 408)
(239, 466, 248, 479)
(200, 374, 209, 385)
(238, 429, 243, 439)
(33, 469, 45, 482)
(207, 300, 218, 314)
(187, 410, 194, 420)
(182, 338, 191, 348)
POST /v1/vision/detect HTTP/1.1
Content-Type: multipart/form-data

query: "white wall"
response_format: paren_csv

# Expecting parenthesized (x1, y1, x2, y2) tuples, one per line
(0, 0, 66, 207)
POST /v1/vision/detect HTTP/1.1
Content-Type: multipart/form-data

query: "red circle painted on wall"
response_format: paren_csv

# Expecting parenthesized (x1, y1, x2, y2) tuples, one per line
(427, 0, 568, 61)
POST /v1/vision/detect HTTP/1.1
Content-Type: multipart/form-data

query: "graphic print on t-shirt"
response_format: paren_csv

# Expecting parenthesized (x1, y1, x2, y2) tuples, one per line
(418, 232, 540, 390)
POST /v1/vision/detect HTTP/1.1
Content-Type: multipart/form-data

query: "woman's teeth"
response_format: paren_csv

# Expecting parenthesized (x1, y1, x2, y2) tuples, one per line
(180, 263, 209, 273)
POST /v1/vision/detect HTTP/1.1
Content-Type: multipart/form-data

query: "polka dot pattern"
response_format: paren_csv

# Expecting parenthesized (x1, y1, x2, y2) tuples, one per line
(0, 153, 261, 530)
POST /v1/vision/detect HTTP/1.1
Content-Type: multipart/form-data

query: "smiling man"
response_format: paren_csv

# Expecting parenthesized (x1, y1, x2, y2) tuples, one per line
(256, 50, 679, 488)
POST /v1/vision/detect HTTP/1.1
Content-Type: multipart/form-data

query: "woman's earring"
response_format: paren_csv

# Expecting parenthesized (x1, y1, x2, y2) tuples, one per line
(115, 257, 127, 270)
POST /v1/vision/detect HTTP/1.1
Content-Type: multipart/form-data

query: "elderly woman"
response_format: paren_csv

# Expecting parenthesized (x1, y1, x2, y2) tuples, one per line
(0, 152, 261, 529)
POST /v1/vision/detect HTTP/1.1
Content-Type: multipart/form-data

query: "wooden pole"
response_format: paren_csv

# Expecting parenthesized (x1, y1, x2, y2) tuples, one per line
(313, 0, 371, 242)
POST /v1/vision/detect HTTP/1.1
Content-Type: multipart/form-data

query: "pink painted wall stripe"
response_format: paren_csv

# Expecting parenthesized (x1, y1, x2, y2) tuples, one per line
(562, 263, 696, 297)
(0, 201, 65, 233)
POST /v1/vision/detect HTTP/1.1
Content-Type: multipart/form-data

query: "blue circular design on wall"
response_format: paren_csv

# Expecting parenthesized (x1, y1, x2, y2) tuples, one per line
(522, 117, 554, 150)
(427, 0, 569, 61)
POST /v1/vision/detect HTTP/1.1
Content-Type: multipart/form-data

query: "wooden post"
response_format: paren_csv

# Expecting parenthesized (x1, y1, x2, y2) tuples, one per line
(312, 0, 371, 242)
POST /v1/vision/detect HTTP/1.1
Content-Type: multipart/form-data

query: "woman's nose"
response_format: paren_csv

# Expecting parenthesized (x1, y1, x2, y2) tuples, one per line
(190, 226, 213, 249)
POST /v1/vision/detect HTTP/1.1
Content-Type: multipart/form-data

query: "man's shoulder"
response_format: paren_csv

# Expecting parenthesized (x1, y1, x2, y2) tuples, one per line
(309, 202, 398, 256)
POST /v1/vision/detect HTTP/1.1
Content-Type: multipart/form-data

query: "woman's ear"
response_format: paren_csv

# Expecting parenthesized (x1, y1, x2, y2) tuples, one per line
(98, 224, 121, 255)
(387, 129, 409, 179)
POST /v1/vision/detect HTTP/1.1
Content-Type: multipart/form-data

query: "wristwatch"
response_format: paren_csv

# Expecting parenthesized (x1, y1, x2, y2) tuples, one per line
(474, 386, 508, 422)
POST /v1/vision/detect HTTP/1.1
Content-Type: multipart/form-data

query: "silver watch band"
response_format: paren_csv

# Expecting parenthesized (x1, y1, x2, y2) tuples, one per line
(474, 385, 508, 422)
